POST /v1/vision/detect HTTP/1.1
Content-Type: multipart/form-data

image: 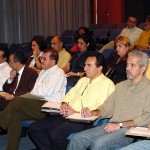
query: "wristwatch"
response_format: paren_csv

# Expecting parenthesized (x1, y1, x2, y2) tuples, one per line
(119, 123, 123, 128)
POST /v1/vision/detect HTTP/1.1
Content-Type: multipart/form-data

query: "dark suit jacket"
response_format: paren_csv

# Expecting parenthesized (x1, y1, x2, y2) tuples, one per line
(3, 66, 38, 96)
(26, 52, 34, 66)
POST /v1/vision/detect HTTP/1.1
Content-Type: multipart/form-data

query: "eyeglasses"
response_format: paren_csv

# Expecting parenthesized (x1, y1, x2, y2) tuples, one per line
(128, 20, 136, 24)
(9, 61, 18, 65)
(50, 42, 59, 45)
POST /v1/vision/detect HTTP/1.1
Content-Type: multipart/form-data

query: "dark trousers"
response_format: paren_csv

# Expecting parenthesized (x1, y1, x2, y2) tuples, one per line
(28, 115, 93, 150)
(0, 97, 9, 110)
(0, 96, 46, 150)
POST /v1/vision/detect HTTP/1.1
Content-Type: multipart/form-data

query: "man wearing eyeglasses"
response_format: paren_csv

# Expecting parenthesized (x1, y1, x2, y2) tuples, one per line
(134, 15, 150, 50)
(0, 50, 38, 110)
(99, 16, 143, 52)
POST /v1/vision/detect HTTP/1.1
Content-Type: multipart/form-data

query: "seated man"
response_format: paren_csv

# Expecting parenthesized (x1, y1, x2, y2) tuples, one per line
(134, 15, 150, 50)
(99, 16, 143, 52)
(28, 52, 115, 150)
(67, 50, 150, 150)
(0, 50, 38, 110)
(51, 35, 71, 72)
(0, 49, 67, 150)
(0, 47, 11, 91)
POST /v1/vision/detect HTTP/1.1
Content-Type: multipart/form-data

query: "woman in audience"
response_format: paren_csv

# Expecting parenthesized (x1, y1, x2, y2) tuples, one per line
(66, 34, 92, 89)
(105, 36, 132, 84)
(70, 27, 95, 53)
(26, 37, 46, 73)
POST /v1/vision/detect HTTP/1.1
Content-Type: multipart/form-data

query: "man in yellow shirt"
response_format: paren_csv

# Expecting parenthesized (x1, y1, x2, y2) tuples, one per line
(28, 52, 115, 150)
(134, 15, 150, 50)
(51, 35, 71, 72)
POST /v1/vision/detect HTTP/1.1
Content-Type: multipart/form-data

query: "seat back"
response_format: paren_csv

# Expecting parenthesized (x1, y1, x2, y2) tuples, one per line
(45, 36, 53, 45)
(21, 43, 32, 58)
(104, 24, 116, 34)
(138, 23, 146, 30)
(89, 24, 100, 31)
(92, 29, 108, 43)
(9, 43, 21, 54)
(102, 48, 115, 59)
(108, 29, 121, 41)
(120, 23, 127, 30)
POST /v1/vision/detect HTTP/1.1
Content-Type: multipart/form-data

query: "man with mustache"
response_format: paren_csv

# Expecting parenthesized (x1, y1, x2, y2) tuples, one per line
(68, 50, 150, 150)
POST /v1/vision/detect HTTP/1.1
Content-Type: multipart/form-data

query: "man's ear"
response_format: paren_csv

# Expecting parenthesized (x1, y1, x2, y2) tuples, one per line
(87, 43, 89, 47)
(141, 66, 147, 74)
(99, 66, 103, 72)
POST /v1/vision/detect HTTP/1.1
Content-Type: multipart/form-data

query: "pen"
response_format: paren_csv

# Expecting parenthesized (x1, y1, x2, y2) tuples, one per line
(81, 85, 88, 118)
(81, 99, 87, 118)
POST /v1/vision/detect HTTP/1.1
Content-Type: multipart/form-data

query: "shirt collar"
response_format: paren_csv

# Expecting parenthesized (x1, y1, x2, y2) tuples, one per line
(42, 65, 58, 73)
(126, 75, 148, 87)
(87, 73, 105, 84)
(127, 26, 137, 30)
(18, 65, 25, 75)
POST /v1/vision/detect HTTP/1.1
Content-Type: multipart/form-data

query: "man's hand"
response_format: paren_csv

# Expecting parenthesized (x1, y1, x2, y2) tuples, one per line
(60, 103, 76, 117)
(104, 123, 120, 133)
(9, 70, 17, 81)
(66, 71, 77, 77)
(148, 123, 150, 130)
(0, 92, 14, 100)
(81, 107, 92, 117)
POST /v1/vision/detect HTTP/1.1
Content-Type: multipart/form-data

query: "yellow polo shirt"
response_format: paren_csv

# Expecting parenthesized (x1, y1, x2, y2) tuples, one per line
(61, 74, 115, 112)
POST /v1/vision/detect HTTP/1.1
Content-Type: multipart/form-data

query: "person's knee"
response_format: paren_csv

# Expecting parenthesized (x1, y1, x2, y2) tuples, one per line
(91, 141, 107, 150)
(28, 121, 39, 136)
(69, 132, 84, 144)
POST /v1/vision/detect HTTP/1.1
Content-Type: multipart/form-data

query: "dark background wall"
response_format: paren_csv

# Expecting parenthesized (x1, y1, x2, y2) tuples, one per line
(124, 0, 150, 23)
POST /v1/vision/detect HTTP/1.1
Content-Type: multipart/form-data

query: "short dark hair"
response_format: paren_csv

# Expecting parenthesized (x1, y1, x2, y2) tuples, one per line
(31, 37, 46, 51)
(0, 47, 9, 60)
(43, 49, 59, 64)
(10, 50, 26, 64)
(77, 27, 90, 35)
(77, 34, 92, 45)
(128, 15, 138, 23)
(87, 52, 107, 73)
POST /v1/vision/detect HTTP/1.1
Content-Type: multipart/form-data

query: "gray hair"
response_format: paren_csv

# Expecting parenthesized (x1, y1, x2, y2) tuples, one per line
(128, 50, 149, 68)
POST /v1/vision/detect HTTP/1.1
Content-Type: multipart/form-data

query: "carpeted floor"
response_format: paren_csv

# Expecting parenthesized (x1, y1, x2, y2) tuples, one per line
(0, 134, 36, 150)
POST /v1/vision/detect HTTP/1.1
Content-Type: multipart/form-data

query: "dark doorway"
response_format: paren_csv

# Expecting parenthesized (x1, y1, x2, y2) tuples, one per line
(124, 0, 150, 23)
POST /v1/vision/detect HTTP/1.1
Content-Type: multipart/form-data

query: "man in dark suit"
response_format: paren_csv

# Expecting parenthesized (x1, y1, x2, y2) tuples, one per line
(0, 50, 38, 110)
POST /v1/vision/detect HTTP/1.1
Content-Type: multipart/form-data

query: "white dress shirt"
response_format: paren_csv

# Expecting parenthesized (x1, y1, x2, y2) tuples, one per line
(31, 65, 67, 102)
(0, 62, 12, 91)
(29, 52, 43, 67)
(13, 66, 25, 94)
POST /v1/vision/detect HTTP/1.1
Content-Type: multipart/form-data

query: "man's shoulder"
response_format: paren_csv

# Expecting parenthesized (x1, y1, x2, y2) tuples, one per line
(135, 27, 143, 33)
(23, 66, 38, 76)
(47, 65, 65, 76)
(62, 48, 71, 56)
(115, 80, 127, 88)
